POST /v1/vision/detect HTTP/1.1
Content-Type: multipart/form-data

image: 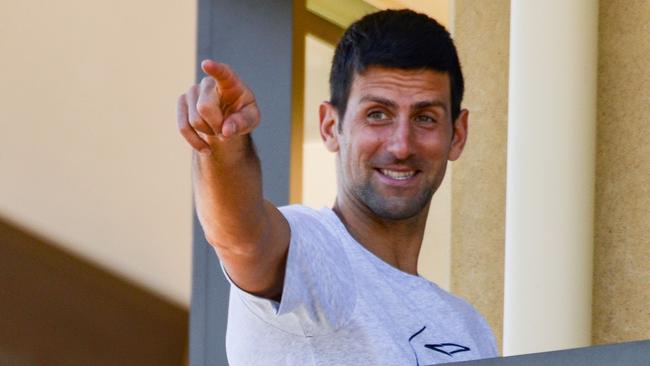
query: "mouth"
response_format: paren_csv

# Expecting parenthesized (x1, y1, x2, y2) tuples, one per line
(378, 168, 418, 181)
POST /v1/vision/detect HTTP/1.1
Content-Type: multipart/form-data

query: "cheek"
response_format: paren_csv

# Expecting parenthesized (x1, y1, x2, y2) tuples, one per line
(339, 144, 373, 184)
(337, 143, 357, 176)
(353, 138, 383, 169)
(343, 125, 395, 169)
(356, 127, 386, 151)
(419, 131, 452, 155)
(428, 142, 449, 158)
(412, 143, 451, 172)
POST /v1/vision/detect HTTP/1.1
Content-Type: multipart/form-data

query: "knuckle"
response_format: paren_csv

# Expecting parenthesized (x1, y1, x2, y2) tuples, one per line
(200, 76, 212, 87)
(189, 117, 202, 127)
(196, 102, 212, 116)
(183, 135, 203, 149)
(179, 122, 192, 133)
(251, 119, 260, 130)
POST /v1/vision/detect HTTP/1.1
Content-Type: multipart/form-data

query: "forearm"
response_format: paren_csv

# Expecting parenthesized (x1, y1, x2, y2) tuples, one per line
(192, 134, 268, 251)
(179, 60, 290, 298)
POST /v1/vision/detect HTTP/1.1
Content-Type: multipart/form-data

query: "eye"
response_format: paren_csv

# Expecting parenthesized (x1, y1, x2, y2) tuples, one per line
(414, 114, 437, 125)
(366, 110, 391, 125)
(367, 110, 387, 120)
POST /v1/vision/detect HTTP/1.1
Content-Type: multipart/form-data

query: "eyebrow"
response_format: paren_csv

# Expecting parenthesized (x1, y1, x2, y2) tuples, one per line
(359, 95, 447, 112)
(412, 100, 447, 112)
(359, 95, 398, 109)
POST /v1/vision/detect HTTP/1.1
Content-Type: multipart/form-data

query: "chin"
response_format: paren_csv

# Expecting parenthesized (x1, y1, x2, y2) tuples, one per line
(371, 207, 422, 220)
(364, 195, 431, 221)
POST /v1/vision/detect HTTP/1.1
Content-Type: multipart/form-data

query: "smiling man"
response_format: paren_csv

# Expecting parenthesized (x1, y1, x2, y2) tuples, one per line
(177, 9, 497, 365)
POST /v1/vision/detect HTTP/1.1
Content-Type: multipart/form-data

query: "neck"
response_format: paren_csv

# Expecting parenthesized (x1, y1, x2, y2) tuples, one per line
(332, 197, 429, 276)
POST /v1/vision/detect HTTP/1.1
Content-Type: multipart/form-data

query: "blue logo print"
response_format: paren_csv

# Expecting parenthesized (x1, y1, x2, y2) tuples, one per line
(408, 326, 471, 365)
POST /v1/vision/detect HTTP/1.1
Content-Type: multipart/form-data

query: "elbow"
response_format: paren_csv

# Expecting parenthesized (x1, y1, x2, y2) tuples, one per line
(203, 228, 268, 259)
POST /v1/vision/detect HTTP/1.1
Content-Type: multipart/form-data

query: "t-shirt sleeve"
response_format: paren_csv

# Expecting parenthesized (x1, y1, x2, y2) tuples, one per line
(220, 205, 357, 337)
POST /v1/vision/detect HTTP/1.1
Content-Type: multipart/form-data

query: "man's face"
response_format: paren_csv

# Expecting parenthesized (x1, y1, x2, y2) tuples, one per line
(320, 66, 468, 220)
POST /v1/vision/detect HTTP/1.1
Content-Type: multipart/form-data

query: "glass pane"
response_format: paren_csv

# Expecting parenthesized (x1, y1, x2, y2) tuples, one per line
(306, 0, 378, 29)
(307, 0, 449, 29)
(301, 34, 337, 208)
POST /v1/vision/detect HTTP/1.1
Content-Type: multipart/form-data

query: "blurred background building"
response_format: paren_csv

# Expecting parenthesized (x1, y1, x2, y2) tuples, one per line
(0, 0, 648, 365)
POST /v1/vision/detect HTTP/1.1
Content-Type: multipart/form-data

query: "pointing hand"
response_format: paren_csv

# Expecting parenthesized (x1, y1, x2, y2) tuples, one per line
(177, 60, 260, 152)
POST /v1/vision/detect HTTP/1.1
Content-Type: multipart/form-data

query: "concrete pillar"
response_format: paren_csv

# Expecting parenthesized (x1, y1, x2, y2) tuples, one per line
(503, 0, 598, 356)
(450, 0, 510, 351)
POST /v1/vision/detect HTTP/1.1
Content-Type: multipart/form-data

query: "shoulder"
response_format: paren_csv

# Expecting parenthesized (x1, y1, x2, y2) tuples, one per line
(277, 205, 352, 270)
(435, 285, 489, 328)
(279, 204, 337, 224)
(278, 205, 343, 244)
(274, 205, 358, 333)
(279, 204, 324, 222)
(425, 282, 498, 355)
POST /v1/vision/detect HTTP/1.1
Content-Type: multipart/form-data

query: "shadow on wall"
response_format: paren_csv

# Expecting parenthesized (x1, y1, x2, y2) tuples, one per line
(0, 216, 188, 366)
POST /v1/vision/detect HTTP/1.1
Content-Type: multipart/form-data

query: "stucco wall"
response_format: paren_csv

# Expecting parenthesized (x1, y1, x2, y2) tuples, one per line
(592, 0, 650, 345)
(0, 0, 196, 306)
(450, 0, 510, 352)
(447, 0, 650, 351)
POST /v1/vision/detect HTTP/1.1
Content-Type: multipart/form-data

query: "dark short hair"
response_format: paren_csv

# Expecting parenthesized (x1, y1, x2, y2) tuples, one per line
(329, 9, 464, 127)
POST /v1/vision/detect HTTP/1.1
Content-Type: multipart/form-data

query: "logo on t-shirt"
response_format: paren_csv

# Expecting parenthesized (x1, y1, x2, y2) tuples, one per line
(408, 326, 471, 365)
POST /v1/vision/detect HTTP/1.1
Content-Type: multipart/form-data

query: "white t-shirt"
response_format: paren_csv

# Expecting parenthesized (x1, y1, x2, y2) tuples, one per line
(222, 205, 498, 365)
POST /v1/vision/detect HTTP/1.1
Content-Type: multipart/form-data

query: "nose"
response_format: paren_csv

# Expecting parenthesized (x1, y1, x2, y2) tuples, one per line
(386, 118, 414, 160)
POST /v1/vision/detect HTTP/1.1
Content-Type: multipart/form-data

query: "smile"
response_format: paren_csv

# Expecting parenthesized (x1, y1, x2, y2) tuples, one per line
(379, 169, 416, 180)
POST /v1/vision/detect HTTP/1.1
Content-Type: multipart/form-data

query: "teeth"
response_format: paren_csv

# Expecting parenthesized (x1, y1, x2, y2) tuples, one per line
(380, 169, 415, 180)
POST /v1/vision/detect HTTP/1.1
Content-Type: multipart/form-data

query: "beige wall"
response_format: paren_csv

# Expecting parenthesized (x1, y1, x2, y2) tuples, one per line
(593, 0, 650, 345)
(0, 0, 196, 306)
(450, 0, 510, 352)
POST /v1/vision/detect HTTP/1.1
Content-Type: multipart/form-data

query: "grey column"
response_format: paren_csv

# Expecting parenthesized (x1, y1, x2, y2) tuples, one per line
(190, 0, 294, 365)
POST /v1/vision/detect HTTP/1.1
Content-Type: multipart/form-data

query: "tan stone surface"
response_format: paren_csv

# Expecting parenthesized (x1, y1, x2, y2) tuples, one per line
(593, 0, 650, 345)
(451, 0, 510, 353)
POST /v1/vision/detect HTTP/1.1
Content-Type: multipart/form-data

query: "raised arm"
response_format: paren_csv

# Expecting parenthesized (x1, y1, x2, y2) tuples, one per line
(177, 60, 289, 301)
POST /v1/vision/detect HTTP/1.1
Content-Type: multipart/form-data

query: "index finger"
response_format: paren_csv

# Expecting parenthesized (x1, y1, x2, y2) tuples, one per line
(201, 60, 239, 91)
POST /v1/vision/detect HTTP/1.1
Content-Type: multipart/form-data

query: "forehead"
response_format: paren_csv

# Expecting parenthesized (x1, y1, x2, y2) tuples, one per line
(348, 66, 451, 105)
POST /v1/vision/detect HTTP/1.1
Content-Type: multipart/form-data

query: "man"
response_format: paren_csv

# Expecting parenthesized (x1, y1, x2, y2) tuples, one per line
(177, 9, 497, 365)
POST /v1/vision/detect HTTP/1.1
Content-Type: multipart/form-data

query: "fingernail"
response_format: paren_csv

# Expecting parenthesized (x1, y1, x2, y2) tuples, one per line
(224, 123, 237, 136)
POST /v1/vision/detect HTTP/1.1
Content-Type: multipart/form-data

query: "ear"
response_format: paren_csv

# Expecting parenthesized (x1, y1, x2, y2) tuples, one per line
(319, 102, 340, 152)
(448, 108, 469, 161)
